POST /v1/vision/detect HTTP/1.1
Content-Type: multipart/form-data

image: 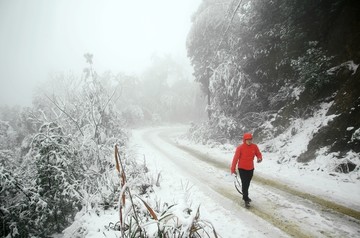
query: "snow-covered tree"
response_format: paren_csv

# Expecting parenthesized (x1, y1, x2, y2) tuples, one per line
(25, 122, 82, 235)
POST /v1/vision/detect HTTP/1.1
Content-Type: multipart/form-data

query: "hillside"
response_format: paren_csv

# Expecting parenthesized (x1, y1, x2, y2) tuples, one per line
(186, 0, 360, 172)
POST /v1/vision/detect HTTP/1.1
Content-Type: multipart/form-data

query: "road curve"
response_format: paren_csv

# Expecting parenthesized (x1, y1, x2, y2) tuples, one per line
(141, 126, 360, 238)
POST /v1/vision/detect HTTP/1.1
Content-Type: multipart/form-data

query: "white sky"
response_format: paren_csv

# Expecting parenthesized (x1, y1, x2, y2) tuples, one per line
(0, 0, 201, 106)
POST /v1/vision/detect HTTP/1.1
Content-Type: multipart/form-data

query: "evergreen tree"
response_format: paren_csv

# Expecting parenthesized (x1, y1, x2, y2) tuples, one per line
(26, 122, 83, 235)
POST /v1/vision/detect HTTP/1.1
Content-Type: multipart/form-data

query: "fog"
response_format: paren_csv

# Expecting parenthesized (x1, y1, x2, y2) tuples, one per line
(0, 0, 201, 106)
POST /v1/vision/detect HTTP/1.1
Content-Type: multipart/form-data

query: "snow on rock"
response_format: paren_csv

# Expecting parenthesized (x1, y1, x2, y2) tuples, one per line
(327, 60, 359, 75)
(351, 128, 360, 142)
(261, 101, 337, 162)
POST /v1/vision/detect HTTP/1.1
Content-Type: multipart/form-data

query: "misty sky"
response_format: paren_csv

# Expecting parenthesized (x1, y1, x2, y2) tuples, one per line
(0, 0, 201, 106)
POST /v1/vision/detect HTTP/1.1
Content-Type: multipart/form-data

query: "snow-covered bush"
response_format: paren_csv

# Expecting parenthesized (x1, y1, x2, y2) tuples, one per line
(1, 121, 84, 237)
(0, 167, 24, 237)
(186, 122, 218, 144)
(0, 55, 131, 237)
(122, 105, 145, 126)
(0, 120, 17, 150)
(25, 122, 83, 235)
(290, 41, 334, 95)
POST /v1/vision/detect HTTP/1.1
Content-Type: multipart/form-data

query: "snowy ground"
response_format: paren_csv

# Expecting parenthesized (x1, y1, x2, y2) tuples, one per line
(58, 124, 360, 238)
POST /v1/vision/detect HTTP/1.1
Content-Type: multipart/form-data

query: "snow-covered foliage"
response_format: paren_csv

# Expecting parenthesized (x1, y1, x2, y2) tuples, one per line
(24, 122, 82, 235)
(113, 54, 205, 125)
(0, 55, 129, 237)
(60, 145, 218, 238)
(187, 0, 360, 169)
(0, 120, 17, 150)
(1, 121, 84, 236)
(0, 52, 208, 237)
(122, 105, 145, 126)
(290, 41, 334, 94)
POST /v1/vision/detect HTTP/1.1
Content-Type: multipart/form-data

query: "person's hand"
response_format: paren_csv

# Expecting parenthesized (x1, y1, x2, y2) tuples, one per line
(257, 158, 263, 163)
(232, 173, 237, 178)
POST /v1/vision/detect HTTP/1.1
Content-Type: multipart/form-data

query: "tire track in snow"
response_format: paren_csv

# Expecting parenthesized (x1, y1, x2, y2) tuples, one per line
(143, 127, 360, 237)
(168, 138, 360, 221)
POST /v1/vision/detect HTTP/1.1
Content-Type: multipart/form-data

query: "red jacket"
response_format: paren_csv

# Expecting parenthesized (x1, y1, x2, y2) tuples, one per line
(231, 140, 262, 172)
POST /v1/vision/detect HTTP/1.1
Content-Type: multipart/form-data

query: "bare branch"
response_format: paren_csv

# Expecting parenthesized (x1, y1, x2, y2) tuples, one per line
(45, 94, 84, 136)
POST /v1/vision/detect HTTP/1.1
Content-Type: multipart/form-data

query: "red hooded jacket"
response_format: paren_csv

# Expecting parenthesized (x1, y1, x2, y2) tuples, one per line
(231, 133, 262, 172)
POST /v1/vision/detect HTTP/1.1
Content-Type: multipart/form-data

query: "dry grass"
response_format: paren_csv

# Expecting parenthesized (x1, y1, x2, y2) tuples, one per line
(113, 145, 219, 238)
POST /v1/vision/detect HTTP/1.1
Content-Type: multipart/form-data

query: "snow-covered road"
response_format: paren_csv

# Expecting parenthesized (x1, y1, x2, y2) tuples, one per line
(133, 126, 360, 238)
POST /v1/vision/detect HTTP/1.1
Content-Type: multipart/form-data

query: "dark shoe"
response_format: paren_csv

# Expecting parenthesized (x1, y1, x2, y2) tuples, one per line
(248, 198, 252, 202)
(245, 200, 250, 207)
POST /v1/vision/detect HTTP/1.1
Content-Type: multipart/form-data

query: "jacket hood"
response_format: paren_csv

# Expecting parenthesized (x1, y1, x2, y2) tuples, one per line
(243, 133, 253, 143)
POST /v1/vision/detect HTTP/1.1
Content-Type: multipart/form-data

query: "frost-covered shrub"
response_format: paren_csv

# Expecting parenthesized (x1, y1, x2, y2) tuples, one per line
(211, 112, 240, 142)
(291, 41, 334, 95)
(122, 105, 144, 126)
(0, 120, 17, 150)
(1, 55, 132, 237)
(187, 122, 217, 144)
(24, 122, 83, 236)
(0, 167, 23, 237)
(187, 111, 274, 145)
(137, 202, 218, 238)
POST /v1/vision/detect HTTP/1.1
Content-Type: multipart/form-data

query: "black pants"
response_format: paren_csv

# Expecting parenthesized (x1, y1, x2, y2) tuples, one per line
(238, 168, 254, 201)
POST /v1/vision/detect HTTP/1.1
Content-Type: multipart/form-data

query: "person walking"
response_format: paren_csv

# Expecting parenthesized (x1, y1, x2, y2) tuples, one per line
(231, 133, 262, 206)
